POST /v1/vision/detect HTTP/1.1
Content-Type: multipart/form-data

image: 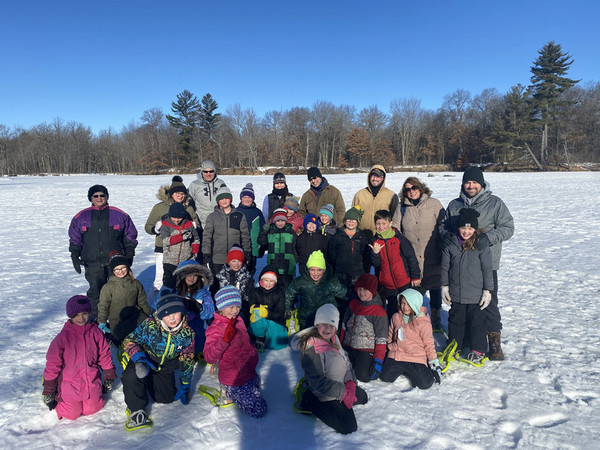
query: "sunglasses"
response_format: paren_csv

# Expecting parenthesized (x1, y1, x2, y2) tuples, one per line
(404, 186, 419, 193)
(92, 194, 106, 198)
(202, 170, 215, 174)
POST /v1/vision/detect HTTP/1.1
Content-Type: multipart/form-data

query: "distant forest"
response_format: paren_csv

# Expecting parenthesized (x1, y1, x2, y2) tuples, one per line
(1, 42, 598, 176)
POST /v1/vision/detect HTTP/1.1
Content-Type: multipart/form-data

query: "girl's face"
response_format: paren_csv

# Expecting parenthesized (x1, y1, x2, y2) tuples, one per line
(229, 259, 243, 271)
(275, 219, 287, 229)
(273, 181, 286, 190)
(286, 208, 294, 217)
(218, 198, 232, 209)
(319, 214, 331, 225)
(221, 305, 240, 320)
(375, 218, 391, 233)
(306, 222, 317, 232)
(113, 265, 128, 278)
(459, 226, 475, 240)
(344, 219, 358, 231)
(400, 297, 413, 316)
(357, 287, 373, 302)
(260, 277, 276, 290)
(163, 312, 183, 328)
(71, 312, 90, 326)
(309, 267, 325, 282)
(171, 191, 186, 203)
(185, 274, 198, 286)
(171, 217, 183, 225)
(316, 323, 336, 342)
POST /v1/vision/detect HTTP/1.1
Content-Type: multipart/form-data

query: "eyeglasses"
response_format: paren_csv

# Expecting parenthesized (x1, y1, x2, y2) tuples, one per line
(404, 186, 419, 193)
(113, 266, 128, 273)
(92, 194, 106, 198)
(202, 170, 215, 174)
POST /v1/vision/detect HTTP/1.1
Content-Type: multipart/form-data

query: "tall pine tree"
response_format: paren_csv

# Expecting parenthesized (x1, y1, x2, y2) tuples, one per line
(166, 90, 201, 163)
(529, 41, 579, 163)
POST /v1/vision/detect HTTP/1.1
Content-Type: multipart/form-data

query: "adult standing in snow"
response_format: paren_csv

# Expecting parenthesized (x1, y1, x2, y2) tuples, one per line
(262, 172, 294, 222)
(145, 176, 200, 301)
(298, 167, 345, 228)
(68, 185, 138, 318)
(351, 165, 399, 235)
(188, 160, 227, 227)
(441, 167, 514, 360)
(391, 177, 445, 330)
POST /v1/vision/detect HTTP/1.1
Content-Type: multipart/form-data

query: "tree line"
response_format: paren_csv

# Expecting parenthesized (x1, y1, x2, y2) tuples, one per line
(1, 41, 598, 176)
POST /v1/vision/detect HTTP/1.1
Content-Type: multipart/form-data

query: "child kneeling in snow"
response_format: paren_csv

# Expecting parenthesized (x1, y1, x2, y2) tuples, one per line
(42, 295, 116, 420)
(380, 289, 441, 389)
(249, 266, 289, 350)
(204, 286, 267, 418)
(291, 304, 368, 435)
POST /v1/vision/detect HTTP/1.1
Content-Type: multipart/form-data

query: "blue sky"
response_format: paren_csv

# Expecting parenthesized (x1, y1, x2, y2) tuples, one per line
(1, 0, 598, 133)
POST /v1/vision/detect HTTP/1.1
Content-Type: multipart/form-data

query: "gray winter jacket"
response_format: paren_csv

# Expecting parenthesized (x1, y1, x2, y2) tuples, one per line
(441, 182, 514, 270)
(341, 294, 388, 351)
(188, 164, 227, 226)
(440, 233, 494, 304)
(202, 206, 251, 265)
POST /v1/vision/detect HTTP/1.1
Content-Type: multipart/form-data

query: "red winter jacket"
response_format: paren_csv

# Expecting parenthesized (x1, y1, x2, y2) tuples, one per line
(43, 320, 116, 401)
(370, 228, 420, 290)
(204, 313, 258, 386)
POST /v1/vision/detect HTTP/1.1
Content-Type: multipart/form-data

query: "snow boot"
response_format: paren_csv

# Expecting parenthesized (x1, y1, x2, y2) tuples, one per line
(487, 332, 504, 361)
(430, 308, 444, 332)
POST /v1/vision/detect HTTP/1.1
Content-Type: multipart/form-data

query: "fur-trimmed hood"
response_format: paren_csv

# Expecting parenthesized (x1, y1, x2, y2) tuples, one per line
(173, 260, 213, 287)
(156, 184, 193, 208)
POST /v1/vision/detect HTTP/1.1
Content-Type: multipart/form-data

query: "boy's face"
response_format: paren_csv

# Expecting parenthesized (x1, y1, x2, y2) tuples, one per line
(273, 181, 286, 190)
(344, 219, 358, 231)
(71, 312, 90, 327)
(240, 196, 253, 207)
(163, 312, 183, 328)
(275, 219, 287, 229)
(172, 217, 183, 225)
(260, 277, 276, 290)
(229, 259, 243, 271)
(356, 287, 373, 302)
(218, 198, 232, 209)
(221, 305, 240, 320)
(459, 226, 475, 240)
(319, 214, 331, 225)
(185, 274, 198, 286)
(306, 222, 317, 232)
(309, 267, 325, 282)
(375, 218, 391, 233)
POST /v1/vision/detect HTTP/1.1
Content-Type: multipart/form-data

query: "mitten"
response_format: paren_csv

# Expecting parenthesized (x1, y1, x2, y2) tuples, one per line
(131, 352, 157, 379)
(441, 286, 452, 306)
(479, 290, 492, 310)
(174, 382, 191, 405)
(429, 358, 442, 384)
(222, 317, 237, 343)
(199, 292, 215, 320)
(369, 358, 383, 381)
(99, 323, 110, 334)
(342, 380, 357, 409)
(246, 255, 256, 274)
(71, 253, 82, 274)
(42, 394, 57, 411)
(103, 378, 114, 393)
(154, 220, 162, 233)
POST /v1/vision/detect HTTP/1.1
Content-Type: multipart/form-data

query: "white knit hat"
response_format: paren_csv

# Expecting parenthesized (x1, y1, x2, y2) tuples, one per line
(314, 303, 339, 329)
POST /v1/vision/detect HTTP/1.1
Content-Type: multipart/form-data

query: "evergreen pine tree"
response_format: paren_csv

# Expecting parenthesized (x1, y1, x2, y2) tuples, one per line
(166, 90, 201, 163)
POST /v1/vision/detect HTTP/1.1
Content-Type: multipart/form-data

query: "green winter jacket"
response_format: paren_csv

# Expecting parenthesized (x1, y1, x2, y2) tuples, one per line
(257, 223, 297, 276)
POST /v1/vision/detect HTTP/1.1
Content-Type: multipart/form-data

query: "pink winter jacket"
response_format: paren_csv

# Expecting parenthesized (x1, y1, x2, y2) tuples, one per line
(43, 320, 116, 402)
(204, 314, 258, 387)
(386, 306, 437, 366)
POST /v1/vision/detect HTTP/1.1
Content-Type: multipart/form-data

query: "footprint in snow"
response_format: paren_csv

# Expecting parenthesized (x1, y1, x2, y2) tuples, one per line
(527, 413, 569, 428)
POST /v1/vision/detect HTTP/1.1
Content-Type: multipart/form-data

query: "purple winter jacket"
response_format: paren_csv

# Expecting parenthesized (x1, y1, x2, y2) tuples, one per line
(68, 204, 138, 265)
(43, 320, 116, 401)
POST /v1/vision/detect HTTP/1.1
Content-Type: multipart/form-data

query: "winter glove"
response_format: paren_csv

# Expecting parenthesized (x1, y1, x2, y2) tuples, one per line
(103, 378, 114, 393)
(131, 352, 157, 379)
(99, 323, 110, 334)
(174, 382, 191, 405)
(441, 286, 452, 306)
(223, 317, 237, 343)
(154, 220, 162, 233)
(250, 305, 269, 323)
(479, 290, 492, 310)
(342, 380, 357, 409)
(202, 254, 211, 269)
(369, 358, 383, 381)
(190, 254, 198, 261)
(71, 253, 82, 274)
(182, 229, 193, 240)
(42, 393, 57, 411)
(246, 255, 256, 274)
(284, 310, 292, 320)
(429, 358, 442, 384)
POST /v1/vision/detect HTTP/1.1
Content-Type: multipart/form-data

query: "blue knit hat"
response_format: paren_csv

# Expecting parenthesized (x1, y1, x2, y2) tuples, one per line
(240, 183, 255, 200)
(303, 214, 319, 230)
(156, 294, 185, 320)
(214, 285, 242, 311)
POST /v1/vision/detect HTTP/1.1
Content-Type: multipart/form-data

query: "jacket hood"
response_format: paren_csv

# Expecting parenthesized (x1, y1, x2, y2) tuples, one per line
(197, 160, 218, 180)
(173, 260, 213, 286)
(399, 288, 423, 314)
(367, 164, 387, 190)
(156, 184, 193, 206)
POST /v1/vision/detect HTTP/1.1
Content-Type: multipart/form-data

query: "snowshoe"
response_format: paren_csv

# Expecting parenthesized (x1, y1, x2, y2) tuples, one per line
(197, 384, 234, 407)
(438, 339, 457, 373)
(286, 310, 299, 336)
(293, 377, 312, 415)
(461, 351, 488, 367)
(125, 408, 153, 431)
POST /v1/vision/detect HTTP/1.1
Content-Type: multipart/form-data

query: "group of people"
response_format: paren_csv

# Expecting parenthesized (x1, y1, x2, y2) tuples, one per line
(44, 162, 513, 434)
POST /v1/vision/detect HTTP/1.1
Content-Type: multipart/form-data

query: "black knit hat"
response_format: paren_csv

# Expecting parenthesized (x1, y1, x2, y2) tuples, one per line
(273, 172, 286, 184)
(307, 167, 322, 180)
(462, 166, 485, 186)
(168, 176, 187, 196)
(87, 185, 108, 202)
(457, 208, 480, 229)
(108, 251, 129, 273)
(168, 202, 186, 218)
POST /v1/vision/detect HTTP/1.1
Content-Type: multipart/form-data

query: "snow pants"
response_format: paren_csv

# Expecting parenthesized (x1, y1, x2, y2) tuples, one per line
(122, 358, 179, 412)
(56, 396, 104, 420)
(249, 318, 288, 350)
(380, 360, 435, 389)
(153, 252, 164, 291)
(84, 264, 109, 317)
(224, 373, 267, 418)
(448, 302, 487, 353)
(347, 348, 375, 383)
(300, 386, 368, 434)
(484, 270, 502, 333)
(187, 314, 207, 356)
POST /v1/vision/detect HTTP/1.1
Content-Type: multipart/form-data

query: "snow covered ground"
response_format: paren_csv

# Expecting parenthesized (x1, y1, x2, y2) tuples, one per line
(1, 170, 599, 449)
